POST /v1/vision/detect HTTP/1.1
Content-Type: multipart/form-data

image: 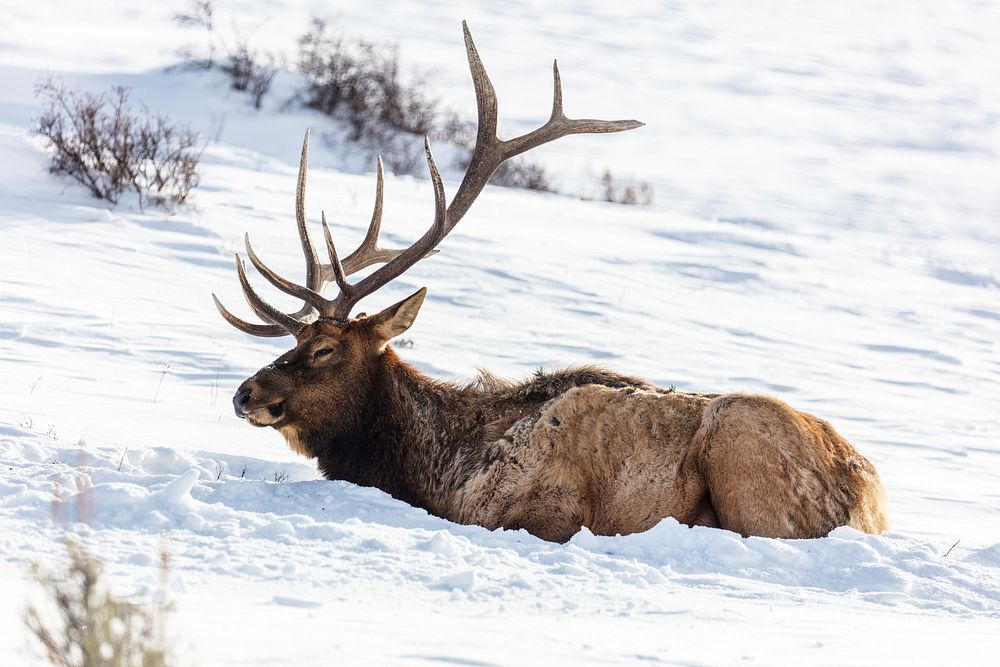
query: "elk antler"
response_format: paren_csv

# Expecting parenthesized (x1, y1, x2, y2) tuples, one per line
(216, 21, 643, 335)
(213, 131, 415, 336)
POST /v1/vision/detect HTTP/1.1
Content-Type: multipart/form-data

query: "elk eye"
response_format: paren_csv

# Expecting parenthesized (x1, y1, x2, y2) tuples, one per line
(312, 347, 336, 362)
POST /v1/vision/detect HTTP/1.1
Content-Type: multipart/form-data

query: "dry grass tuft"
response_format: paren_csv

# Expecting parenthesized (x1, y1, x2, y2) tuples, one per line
(26, 541, 175, 667)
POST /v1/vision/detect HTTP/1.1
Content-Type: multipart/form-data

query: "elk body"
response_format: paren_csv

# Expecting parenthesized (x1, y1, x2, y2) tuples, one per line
(215, 23, 888, 542)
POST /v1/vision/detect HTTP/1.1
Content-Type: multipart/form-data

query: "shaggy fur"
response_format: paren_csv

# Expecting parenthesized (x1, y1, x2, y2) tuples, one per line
(233, 297, 888, 543)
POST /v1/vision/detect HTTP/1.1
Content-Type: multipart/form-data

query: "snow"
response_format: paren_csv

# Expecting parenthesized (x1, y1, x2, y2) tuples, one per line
(1, 0, 999, 664)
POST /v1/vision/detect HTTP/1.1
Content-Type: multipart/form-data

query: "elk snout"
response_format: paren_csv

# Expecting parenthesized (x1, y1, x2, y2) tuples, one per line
(233, 385, 252, 415)
(233, 379, 286, 427)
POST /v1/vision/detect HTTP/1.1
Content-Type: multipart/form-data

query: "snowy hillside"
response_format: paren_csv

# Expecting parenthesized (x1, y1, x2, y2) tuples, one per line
(1, 1, 999, 664)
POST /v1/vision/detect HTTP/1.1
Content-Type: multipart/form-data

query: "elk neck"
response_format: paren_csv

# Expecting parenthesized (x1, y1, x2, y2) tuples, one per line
(305, 346, 470, 513)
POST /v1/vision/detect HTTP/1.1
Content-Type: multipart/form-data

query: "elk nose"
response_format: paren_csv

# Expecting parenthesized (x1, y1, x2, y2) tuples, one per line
(233, 386, 252, 416)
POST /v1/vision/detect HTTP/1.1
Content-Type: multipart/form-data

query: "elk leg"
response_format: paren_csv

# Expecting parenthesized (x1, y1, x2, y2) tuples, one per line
(687, 492, 720, 528)
(499, 484, 587, 544)
(691, 394, 862, 539)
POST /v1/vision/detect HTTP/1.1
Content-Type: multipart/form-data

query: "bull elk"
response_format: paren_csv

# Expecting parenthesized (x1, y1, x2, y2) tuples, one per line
(214, 22, 888, 542)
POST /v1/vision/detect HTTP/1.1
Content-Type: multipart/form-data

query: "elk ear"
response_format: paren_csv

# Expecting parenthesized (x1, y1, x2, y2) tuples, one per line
(371, 287, 427, 345)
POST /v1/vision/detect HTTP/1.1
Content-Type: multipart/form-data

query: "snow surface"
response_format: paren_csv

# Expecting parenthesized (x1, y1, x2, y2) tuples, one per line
(1, 0, 999, 664)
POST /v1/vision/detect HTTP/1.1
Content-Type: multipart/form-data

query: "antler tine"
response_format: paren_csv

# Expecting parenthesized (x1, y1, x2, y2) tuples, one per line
(550, 59, 565, 121)
(340, 157, 397, 272)
(462, 20, 499, 150)
(314, 156, 435, 279)
(323, 137, 447, 320)
(233, 255, 304, 334)
(503, 59, 644, 161)
(295, 130, 324, 290)
(244, 233, 327, 314)
(321, 212, 354, 296)
(212, 294, 291, 337)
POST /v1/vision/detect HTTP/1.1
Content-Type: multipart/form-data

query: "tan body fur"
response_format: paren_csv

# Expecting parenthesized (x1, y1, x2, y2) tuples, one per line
(452, 385, 887, 541)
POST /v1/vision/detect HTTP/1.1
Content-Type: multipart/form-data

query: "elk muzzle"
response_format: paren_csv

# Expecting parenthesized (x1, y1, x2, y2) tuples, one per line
(233, 379, 286, 427)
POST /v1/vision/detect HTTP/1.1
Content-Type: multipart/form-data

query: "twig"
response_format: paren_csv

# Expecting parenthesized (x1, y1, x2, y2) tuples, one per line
(943, 539, 960, 558)
(117, 448, 128, 472)
(153, 364, 172, 402)
(210, 351, 225, 409)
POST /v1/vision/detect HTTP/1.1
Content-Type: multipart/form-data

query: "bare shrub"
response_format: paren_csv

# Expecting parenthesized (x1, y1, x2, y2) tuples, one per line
(297, 19, 438, 174)
(25, 542, 174, 667)
(32, 80, 201, 210)
(222, 40, 278, 109)
(174, 0, 277, 109)
(490, 160, 552, 192)
(600, 168, 654, 205)
(438, 113, 553, 192)
(173, 0, 216, 69)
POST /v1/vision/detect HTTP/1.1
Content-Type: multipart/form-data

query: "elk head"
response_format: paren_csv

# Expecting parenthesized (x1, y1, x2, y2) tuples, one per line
(214, 22, 642, 450)
(228, 289, 426, 458)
